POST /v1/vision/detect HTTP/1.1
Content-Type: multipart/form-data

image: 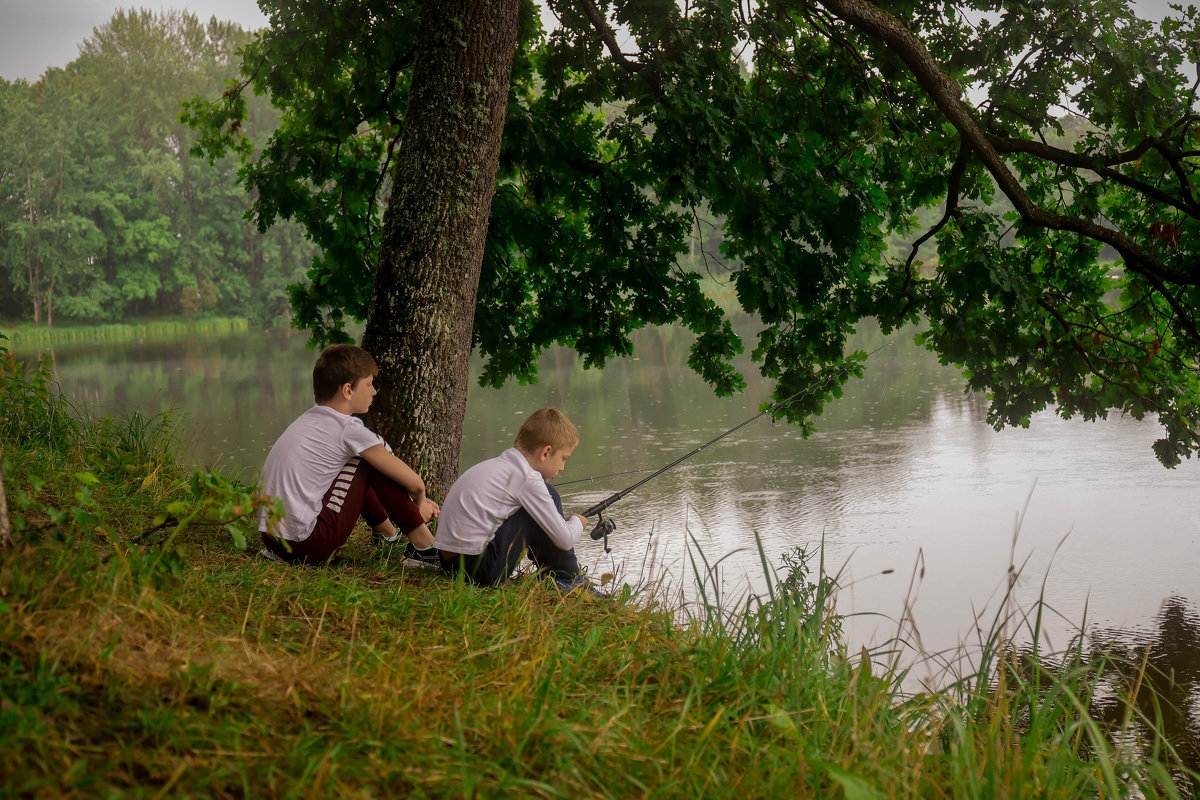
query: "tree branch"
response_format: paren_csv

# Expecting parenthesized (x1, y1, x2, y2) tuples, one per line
(575, 0, 642, 73)
(1036, 295, 1173, 416)
(905, 141, 970, 274)
(812, 0, 1200, 301)
(0, 441, 10, 548)
(987, 133, 1200, 217)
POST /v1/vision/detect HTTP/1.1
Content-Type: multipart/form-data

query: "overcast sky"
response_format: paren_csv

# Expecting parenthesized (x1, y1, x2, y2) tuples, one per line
(0, 0, 1186, 83)
(0, 0, 268, 81)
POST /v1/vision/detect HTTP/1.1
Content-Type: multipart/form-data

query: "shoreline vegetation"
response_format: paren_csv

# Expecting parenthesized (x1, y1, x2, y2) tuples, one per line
(0, 276, 737, 352)
(0, 274, 739, 350)
(2, 347, 1196, 797)
(0, 316, 253, 347)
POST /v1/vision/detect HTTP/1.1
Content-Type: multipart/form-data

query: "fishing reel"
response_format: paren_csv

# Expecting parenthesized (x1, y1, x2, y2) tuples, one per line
(590, 512, 617, 553)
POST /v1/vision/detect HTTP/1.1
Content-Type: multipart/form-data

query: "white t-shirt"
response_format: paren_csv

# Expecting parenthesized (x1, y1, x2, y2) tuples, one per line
(258, 404, 385, 541)
(434, 447, 583, 555)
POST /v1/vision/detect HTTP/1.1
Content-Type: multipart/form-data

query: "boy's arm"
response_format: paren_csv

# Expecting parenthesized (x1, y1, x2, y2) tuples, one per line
(359, 443, 426, 502)
(515, 478, 584, 550)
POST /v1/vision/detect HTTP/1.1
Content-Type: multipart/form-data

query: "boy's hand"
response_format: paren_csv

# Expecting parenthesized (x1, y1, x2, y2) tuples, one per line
(420, 497, 440, 522)
(571, 513, 588, 529)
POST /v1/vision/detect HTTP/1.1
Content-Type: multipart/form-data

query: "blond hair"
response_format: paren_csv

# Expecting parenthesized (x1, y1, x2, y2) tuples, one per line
(514, 408, 579, 453)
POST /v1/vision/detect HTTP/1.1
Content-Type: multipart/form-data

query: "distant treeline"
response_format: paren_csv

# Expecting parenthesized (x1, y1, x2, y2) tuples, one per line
(0, 10, 314, 329)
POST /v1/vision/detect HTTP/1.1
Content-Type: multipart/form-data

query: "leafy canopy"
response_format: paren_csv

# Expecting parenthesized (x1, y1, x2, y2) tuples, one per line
(186, 0, 1200, 465)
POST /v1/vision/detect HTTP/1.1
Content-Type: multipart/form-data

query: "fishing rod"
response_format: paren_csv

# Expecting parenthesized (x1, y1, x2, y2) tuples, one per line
(578, 340, 893, 551)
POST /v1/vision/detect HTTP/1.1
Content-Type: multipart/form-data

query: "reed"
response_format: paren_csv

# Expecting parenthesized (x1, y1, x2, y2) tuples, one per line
(0, 317, 251, 346)
(1, 348, 1194, 798)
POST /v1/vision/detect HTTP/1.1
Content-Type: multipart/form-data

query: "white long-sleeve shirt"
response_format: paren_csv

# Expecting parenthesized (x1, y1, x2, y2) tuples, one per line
(434, 447, 583, 555)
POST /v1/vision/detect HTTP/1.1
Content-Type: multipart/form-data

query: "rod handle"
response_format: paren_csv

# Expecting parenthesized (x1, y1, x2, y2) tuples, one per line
(582, 492, 623, 518)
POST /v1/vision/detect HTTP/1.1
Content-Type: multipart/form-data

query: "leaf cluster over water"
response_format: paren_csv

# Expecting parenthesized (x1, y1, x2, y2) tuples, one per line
(186, 0, 1200, 466)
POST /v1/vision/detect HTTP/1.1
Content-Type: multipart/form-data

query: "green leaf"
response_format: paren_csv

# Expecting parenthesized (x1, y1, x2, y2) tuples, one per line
(811, 759, 885, 800)
(225, 523, 247, 552)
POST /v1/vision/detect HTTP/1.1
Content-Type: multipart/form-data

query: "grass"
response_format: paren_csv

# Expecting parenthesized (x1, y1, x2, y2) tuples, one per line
(0, 317, 251, 346)
(1, 345, 1196, 798)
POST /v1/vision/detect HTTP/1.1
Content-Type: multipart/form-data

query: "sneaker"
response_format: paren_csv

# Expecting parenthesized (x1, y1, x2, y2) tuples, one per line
(545, 571, 609, 598)
(370, 531, 402, 549)
(259, 546, 286, 563)
(401, 541, 442, 566)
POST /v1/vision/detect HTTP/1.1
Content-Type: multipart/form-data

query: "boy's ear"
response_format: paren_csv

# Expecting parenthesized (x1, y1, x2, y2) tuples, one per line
(537, 445, 553, 462)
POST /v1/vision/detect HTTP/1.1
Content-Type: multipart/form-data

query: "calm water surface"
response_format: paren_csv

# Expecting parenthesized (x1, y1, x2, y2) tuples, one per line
(18, 326, 1200, 685)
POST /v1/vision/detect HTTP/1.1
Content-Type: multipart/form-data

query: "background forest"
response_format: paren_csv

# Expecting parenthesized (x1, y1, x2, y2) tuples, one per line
(0, 8, 737, 333)
(0, 10, 315, 328)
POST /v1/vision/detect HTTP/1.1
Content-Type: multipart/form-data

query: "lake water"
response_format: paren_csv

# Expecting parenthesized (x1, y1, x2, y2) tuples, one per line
(15, 325, 1200, 691)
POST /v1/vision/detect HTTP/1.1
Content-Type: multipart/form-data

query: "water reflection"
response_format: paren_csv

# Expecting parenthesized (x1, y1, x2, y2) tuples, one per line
(19, 333, 316, 476)
(998, 598, 1200, 792)
(1090, 597, 1200, 786)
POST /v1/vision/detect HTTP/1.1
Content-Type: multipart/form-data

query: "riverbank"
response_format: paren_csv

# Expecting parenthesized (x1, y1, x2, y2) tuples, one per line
(2, 345, 1195, 797)
(0, 275, 739, 349)
(0, 316, 252, 346)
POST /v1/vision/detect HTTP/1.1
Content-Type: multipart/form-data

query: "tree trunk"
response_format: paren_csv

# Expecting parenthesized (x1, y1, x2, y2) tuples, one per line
(25, 177, 41, 325)
(361, 0, 522, 497)
(25, 243, 40, 326)
(0, 441, 11, 548)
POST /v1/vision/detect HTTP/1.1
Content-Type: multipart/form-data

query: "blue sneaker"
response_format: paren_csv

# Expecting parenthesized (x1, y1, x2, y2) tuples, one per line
(546, 570, 609, 598)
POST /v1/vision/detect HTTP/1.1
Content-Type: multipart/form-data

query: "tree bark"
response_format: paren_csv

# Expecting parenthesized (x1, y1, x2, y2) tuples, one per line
(0, 441, 11, 548)
(362, 0, 522, 497)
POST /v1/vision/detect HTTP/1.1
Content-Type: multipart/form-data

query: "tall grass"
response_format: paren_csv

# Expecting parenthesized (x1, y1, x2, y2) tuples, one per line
(0, 316, 251, 346)
(2, 339, 182, 476)
(1, 340, 81, 451)
(1, 343, 1195, 798)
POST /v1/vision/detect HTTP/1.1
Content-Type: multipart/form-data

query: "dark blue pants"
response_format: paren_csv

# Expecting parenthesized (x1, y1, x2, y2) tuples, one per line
(440, 482, 581, 586)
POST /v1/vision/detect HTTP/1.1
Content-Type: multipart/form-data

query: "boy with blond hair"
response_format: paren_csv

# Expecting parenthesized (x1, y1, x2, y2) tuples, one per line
(434, 408, 592, 587)
(258, 343, 439, 564)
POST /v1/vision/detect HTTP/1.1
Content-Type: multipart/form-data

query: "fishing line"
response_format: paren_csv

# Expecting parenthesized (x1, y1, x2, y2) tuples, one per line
(554, 468, 656, 488)
(576, 339, 895, 552)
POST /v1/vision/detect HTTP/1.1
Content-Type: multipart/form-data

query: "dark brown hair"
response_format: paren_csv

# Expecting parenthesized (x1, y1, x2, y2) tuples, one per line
(313, 344, 378, 402)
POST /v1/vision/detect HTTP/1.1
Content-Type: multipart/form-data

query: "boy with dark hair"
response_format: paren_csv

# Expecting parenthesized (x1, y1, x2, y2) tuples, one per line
(434, 408, 594, 589)
(258, 343, 438, 564)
